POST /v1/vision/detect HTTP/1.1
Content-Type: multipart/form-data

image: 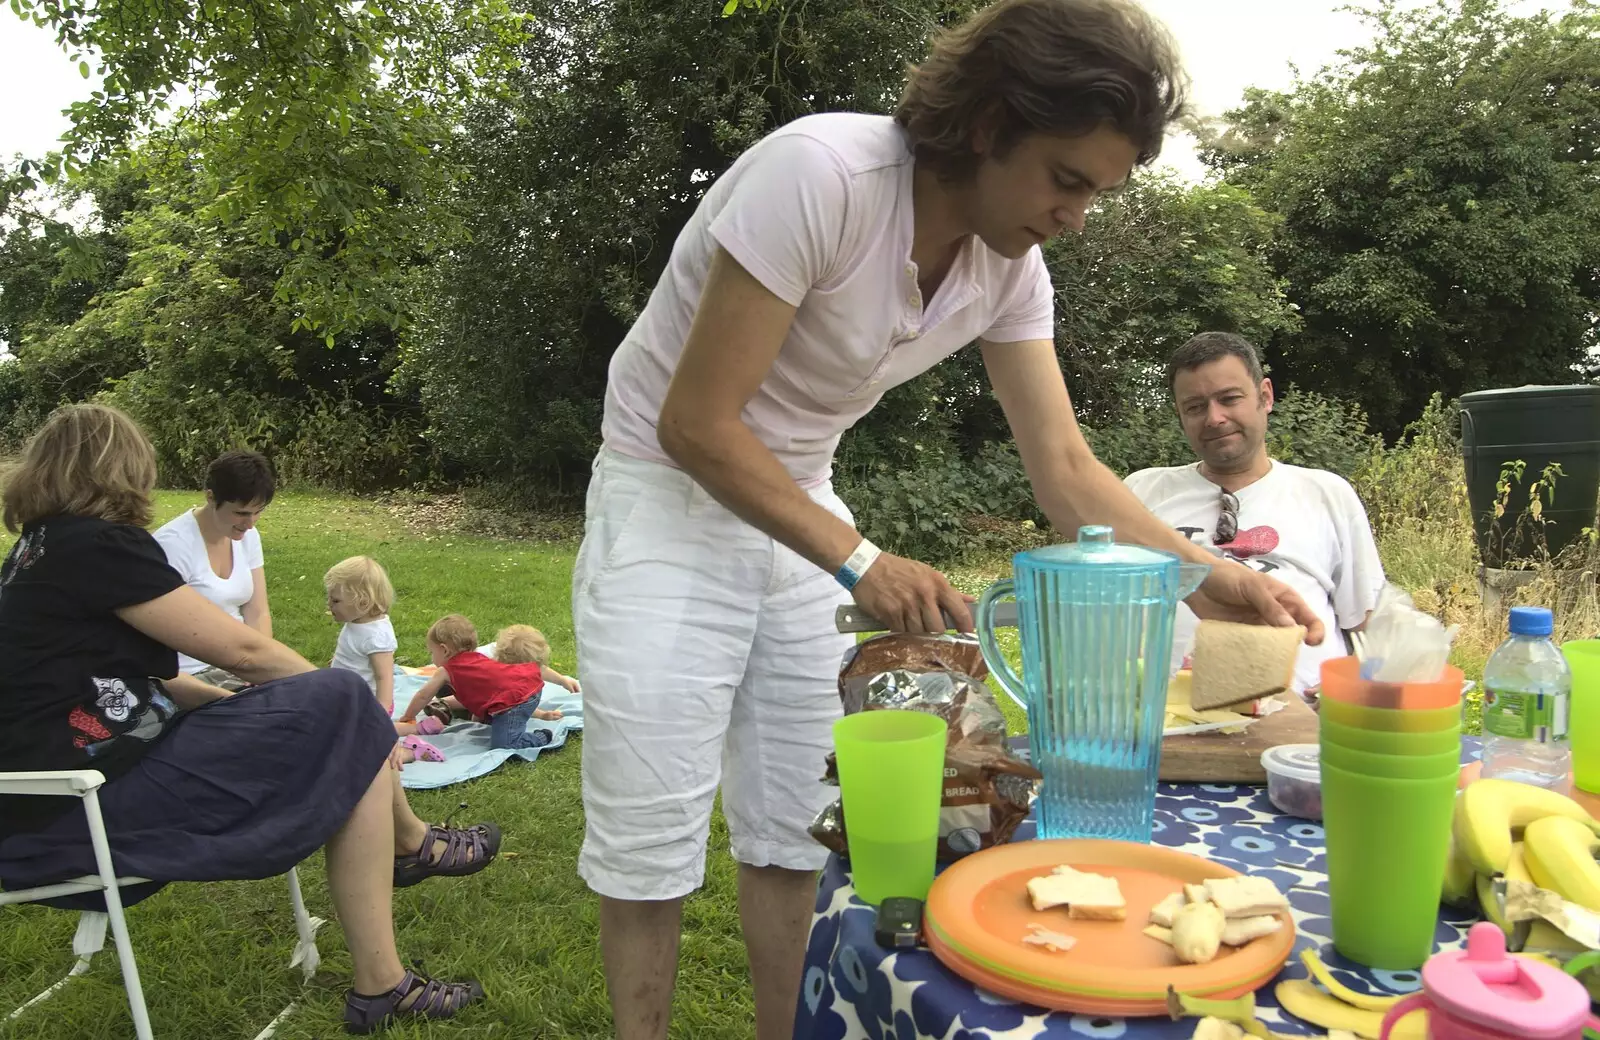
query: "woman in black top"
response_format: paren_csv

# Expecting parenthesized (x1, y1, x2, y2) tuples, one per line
(0, 404, 497, 1034)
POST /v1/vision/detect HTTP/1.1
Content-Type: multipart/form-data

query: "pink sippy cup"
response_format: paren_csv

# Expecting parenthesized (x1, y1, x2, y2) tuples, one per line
(1379, 923, 1600, 1040)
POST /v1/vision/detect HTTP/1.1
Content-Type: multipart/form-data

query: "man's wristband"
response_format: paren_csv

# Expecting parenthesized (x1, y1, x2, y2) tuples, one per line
(835, 539, 882, 590)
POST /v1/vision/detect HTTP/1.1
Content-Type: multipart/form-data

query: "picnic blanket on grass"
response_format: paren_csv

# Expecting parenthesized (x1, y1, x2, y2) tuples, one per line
(388, 669, 583, 790)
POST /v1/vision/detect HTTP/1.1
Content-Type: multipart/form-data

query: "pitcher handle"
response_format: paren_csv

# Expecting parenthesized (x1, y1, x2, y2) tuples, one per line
(1380, 994, 1432, 1040)
(976, 579, 1028, 714)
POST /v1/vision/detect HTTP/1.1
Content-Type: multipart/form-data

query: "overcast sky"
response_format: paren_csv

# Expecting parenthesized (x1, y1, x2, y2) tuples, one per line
(0, 0, 1571, 181)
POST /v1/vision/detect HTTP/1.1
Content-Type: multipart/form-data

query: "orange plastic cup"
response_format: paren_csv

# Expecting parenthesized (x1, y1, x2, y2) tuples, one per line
(1320, 656, 1463, 711)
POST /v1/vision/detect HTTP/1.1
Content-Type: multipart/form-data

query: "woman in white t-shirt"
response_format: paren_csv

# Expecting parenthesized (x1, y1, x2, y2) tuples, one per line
(153, 451, 276, 691)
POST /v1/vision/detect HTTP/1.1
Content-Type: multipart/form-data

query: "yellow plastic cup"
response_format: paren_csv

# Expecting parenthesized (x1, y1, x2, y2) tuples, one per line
(1320, 714, 1462, 756)
(833, 710, 948, 905)
(1562, 640, 1600, 794)
(1320, 694, 1461, 734)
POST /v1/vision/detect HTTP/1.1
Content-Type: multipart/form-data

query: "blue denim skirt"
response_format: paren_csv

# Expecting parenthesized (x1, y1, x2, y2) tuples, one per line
(0, 669, 396, 908)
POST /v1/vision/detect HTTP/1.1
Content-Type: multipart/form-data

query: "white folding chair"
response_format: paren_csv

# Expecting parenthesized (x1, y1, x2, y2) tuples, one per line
(0, 769, 324, 1040)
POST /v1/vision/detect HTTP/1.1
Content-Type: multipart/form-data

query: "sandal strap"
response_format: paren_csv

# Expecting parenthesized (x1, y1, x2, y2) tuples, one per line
(403, 975, 479, 1017)
(419, 823, 491, 871)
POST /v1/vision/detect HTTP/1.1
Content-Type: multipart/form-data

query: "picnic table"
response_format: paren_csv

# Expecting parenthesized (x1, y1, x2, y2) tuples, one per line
(792, 743, 1486, 1040)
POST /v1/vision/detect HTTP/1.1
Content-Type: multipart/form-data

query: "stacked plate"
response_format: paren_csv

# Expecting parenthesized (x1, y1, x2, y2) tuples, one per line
(922, 839, 1295, 1014)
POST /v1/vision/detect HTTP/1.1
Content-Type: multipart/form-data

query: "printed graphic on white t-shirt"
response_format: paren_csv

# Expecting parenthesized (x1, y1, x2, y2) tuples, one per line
(152, 510, 265, 674)
(1123, 461, 1386, 693)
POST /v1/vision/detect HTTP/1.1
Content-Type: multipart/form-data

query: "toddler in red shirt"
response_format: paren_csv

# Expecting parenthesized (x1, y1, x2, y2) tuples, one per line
(398, 615, 576, 750)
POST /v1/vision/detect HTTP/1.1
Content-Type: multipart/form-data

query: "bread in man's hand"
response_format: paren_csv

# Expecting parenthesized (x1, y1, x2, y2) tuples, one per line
(1190, 620, 1304, 710)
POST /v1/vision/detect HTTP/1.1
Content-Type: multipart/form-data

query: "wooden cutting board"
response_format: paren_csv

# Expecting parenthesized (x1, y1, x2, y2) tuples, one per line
(1159, 692, 1318, 783)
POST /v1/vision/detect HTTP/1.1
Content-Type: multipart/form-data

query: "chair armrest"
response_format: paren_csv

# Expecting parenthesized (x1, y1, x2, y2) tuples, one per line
(0, 769, 107, 797)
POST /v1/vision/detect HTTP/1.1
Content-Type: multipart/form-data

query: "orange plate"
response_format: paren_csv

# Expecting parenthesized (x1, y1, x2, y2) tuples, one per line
(923, 839, 1295, 1015)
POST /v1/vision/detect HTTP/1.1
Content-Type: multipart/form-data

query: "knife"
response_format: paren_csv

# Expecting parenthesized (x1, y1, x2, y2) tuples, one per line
(833, 601, 1018, 634)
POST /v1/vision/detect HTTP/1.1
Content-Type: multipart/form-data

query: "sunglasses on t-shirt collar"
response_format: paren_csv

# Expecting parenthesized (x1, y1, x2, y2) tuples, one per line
(1215, 490, 1240, 545)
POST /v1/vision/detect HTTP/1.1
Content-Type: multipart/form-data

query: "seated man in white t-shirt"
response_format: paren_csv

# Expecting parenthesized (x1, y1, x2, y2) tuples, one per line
(153, 450, 275, 697)
(1125, 332, 1386, 694)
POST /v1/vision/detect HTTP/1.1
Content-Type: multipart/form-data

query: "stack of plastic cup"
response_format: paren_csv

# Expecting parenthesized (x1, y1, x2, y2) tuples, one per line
(1318, 656, 1464, 970)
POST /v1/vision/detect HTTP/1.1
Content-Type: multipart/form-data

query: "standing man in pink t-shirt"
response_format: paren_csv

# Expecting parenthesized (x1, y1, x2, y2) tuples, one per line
(573, 1, 1326, 1036)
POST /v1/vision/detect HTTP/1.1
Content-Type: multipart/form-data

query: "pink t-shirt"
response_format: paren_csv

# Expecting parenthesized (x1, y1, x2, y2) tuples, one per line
(602, 113, 1056, 485)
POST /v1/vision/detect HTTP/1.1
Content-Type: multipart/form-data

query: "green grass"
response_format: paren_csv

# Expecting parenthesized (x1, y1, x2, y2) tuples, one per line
(0, 484, 1497, 1038)
(0, 491, 756, 1040)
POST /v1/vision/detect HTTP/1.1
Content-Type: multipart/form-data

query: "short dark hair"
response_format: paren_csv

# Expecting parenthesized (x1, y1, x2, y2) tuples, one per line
(1166, 332, 1265, 391)
(895, 0, 1188, 181)
(205, 450, 276, 508)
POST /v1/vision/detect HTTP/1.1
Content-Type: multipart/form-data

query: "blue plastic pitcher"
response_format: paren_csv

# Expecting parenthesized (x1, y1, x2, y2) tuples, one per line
(976, 526, 1209, 843)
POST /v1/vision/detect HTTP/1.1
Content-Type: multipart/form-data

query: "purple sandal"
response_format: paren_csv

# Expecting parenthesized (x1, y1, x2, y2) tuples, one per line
(393, 820, 502, 888)
(344, 968, 483, 1033)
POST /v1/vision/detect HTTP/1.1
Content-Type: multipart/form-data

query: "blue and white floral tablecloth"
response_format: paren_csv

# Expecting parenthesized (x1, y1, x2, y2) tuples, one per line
(793, 772, 1481, 1040)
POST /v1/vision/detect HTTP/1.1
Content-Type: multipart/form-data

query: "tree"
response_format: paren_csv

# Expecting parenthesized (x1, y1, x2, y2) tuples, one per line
(400, 0, 982, 495)
(0, 147, 429, 488)
(863, 171, 1301, 472)
(6, 0, 529, 339)
(1200, 0, 1600, 435)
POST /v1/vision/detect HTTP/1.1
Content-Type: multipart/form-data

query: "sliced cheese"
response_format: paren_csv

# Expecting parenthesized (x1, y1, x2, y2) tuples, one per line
(1166, 669, 1194, 708)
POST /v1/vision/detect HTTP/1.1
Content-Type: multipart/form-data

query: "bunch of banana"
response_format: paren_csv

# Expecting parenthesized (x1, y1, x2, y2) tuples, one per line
(1444, 778, 1600, 954)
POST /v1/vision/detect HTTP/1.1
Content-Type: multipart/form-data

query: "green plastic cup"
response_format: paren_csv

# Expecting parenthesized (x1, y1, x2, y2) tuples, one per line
(1320, 715, 1461, 756)
(1319, 738, 1461, 780)
(833, 709, 948, 905)
(1321, 759, 1458, 969)
(1562, 640, 1600, 795)
(1320, 694, 1460, 734)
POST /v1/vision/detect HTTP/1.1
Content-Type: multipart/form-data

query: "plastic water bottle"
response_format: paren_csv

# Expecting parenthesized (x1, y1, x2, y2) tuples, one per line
(1480, 606, 1572, 790)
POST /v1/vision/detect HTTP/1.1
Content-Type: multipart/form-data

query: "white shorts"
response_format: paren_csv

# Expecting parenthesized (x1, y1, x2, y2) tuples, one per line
(572, 448, 853, 901)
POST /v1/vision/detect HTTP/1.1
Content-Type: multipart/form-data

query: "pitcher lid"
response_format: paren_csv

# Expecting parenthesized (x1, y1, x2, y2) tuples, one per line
(1420, 923, 1593, 1038)
(1028, 525, 1181, 568)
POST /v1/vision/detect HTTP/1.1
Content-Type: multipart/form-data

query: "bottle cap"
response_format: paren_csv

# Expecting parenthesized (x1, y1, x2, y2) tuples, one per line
(1509, 606, 1553, 637)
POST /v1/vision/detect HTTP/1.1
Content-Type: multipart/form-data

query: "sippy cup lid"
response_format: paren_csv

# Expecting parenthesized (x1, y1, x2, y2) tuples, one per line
(1419, 922, 1594, 1039)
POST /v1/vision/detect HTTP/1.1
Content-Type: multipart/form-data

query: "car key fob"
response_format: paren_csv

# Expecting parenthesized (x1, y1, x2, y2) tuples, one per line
(874, 896, 924, 949)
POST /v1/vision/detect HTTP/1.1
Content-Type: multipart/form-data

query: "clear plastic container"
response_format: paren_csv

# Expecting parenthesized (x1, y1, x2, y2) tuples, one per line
(1262, 743, 1322, 820)
(1482, 606, 1572, 791)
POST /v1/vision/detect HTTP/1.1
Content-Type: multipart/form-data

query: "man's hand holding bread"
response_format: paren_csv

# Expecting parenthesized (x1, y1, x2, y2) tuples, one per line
(1187, 558, 1325, 649)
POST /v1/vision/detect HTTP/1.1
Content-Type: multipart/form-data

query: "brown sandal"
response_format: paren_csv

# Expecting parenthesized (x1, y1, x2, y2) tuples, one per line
(393, 821, 502, 888)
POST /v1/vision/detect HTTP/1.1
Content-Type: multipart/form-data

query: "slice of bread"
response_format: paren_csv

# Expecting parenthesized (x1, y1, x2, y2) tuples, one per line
(1221, 915, 1283, 946)
(1204, 875, 1290, 918)
(1026, 866, 1127, 920)
(1190, 620, 1305, 710)
(1147, 891, 1186, 928)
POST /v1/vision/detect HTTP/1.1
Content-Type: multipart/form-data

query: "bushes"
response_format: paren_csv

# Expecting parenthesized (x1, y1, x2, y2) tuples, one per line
(104, 377, 432, 494)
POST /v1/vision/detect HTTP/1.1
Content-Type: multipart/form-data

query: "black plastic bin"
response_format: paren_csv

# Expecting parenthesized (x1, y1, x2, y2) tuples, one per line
(1460, 384, 1600, 567)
